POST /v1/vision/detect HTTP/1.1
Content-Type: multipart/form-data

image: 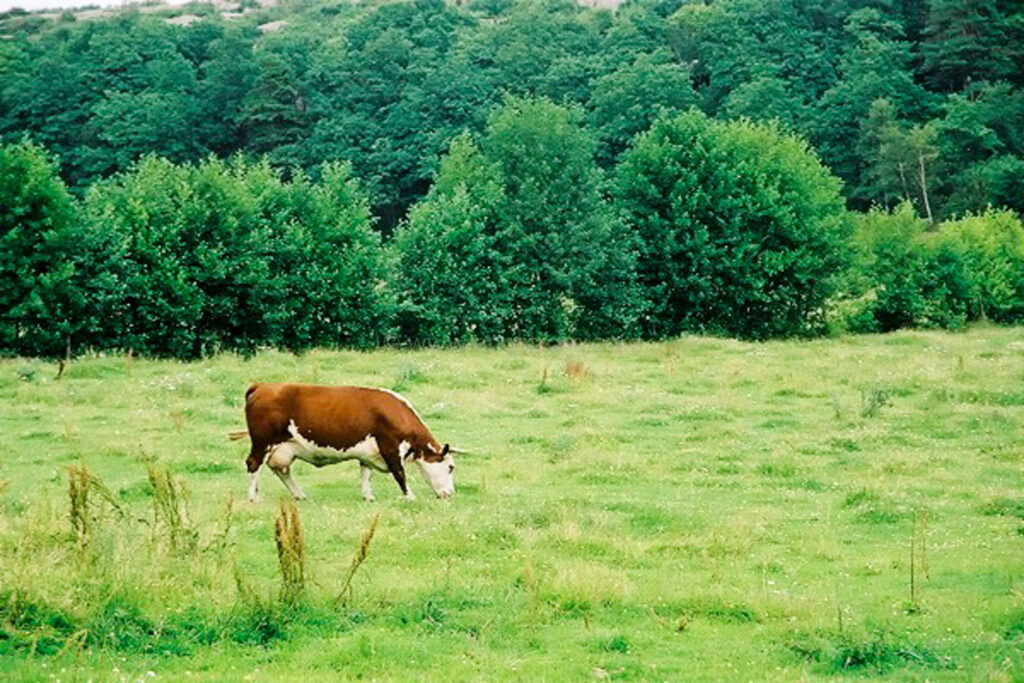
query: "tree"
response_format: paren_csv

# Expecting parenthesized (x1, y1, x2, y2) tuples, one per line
(0, 141, 115, 356)
(304, 0, 471, 228)
(861, 99, 939, 222)
(241, 54, 310, 167)
(85, 156, 388, 358)
(920, 0, 1023, 92)
(614, 109, 847, 339)
(812, 9, 934, 207)
(587, 50, 698, 166)
(392, 98, 642, 344)
(391, 135, 510, 345)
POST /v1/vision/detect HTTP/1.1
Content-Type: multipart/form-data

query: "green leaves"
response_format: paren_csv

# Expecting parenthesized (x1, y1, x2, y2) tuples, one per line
(391, 98, 642, 346)
(614, 109, 847, 340)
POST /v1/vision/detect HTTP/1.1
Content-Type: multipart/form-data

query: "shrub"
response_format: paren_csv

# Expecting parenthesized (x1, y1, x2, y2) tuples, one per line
(391, 98, 643, 345)
(0, 140, 118, 357)
(82, 156, 387, 358)
(614, 109, 848, 340)
(841, 204, 1024, 332)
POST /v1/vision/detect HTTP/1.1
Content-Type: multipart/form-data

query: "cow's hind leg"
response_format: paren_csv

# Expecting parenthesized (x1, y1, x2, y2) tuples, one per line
(247, 443, 266, 503)
(267, 442, 307, 500)
(360, 464, 375, 502)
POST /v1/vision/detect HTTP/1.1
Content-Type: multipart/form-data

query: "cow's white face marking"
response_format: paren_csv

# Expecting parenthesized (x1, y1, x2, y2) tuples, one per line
(415, 452, 455, 499)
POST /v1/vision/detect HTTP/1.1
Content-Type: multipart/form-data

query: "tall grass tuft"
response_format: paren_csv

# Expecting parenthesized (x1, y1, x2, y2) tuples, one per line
(208, 494, 235, 552)
(564, 360, 589, 379)
(338, 513, 380, 606)
(860, 388, 891, 417)
(67, 464, 122, 547)
(147, 464, 198, 552)
(275, 499, 306, 605)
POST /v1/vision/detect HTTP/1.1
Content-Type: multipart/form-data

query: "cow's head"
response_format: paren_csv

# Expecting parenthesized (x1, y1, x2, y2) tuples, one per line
(410, 443, 455, 499)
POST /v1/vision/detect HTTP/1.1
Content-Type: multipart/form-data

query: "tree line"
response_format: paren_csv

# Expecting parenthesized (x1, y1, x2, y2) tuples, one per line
(3, 96, 1022, 359)
(2, 0, 1023, 358)
(2, 0, 1023, 226)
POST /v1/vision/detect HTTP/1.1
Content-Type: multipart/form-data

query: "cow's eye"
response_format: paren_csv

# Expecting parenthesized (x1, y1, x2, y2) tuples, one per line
(448, 464, 454, 474)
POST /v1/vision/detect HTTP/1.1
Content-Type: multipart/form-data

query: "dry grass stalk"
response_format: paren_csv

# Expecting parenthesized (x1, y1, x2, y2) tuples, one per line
(337, 512, 380, 606)
(67, 464, 122, 547)
(147, 465, 197, 552)
(275, 499, 306, 604)
(169, 409, 186, 433)
(564, 360, 589, 379)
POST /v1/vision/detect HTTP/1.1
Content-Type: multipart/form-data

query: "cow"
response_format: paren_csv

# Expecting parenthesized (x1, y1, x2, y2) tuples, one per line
(242, 383, 456, 502)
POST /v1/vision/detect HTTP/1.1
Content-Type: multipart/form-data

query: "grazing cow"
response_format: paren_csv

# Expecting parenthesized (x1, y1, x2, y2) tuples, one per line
(243, 383, 455, 502)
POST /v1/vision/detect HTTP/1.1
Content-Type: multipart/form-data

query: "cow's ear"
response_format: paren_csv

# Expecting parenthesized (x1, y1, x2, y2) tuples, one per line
(441, 444, 450, 457)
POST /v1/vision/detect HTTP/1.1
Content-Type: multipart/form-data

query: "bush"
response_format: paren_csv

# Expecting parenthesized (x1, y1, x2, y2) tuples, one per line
(83, 156, 387, 358)
(840, 204, 1024, 332)
(391, 98, 642, 345)
(935, 209, 1024, 323)
(614, 109, 848, 340)
(0, 140, 118, 357)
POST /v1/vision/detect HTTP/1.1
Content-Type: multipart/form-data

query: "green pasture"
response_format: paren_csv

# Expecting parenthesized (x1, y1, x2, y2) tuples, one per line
(0, 327, 1022, 680)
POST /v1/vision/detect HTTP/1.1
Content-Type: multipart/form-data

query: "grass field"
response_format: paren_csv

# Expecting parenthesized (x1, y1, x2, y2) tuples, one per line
(0, 327, 1022, 681)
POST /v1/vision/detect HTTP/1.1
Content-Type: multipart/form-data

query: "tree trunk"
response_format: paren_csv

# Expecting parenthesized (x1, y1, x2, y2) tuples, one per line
(917, 153, 933, 225)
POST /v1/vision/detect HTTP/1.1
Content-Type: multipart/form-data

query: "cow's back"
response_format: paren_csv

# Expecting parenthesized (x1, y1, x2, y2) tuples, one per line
(245, 383, 428, 452)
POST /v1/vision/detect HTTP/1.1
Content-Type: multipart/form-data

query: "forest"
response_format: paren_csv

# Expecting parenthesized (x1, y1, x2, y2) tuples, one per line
(1, 0, 1023, 357)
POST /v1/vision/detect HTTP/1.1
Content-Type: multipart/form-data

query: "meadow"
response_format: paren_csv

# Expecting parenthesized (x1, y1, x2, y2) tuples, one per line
(0, 327, 1022, 681)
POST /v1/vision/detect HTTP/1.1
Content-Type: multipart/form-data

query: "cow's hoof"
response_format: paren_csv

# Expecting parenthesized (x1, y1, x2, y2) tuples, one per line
(363, 496, 376, 503)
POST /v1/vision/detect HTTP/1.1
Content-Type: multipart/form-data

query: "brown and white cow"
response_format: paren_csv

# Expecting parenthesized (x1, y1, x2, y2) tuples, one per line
(243, 383, 455, 502)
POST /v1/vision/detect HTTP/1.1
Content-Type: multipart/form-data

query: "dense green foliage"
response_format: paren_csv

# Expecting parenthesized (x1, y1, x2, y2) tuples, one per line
(614, 110, 847, 339)
(1, 144, 387, 358)
(1, 0, 1023, 356)
(392, 98, 640, 345)
(3, 0, 1022, 221)
(0, 141, 116, 357)
(843, 204, 1024, 332)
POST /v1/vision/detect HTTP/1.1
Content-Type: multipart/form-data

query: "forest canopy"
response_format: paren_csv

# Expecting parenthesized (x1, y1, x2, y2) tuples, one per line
(1, 0, 1023, 357)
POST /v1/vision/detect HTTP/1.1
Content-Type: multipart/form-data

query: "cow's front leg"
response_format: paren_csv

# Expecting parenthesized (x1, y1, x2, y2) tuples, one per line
(268, 442, 307, 500)
(360, 464, 375, 502)
(383, 452, 414, 500)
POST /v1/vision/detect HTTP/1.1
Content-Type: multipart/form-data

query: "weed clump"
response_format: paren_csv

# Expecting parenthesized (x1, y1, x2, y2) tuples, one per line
(564, 360, 589, 379)
(393, 364, 428, 391)
(67, 464, 122, 547)
(843, 488, 905, 524)
(599, 634, 630, 653)
(338, 513, 379, 606)
(0, 590, 78, 656)
(785, 627, 954, 674)
(978, 498, 1024, 519)
(861, 388, 892, 417)
(275, 499, 306, 605)
(147, 464, 198, 552)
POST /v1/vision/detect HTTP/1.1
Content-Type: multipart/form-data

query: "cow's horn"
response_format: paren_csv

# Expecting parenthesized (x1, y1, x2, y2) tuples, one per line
(448, 446, 470, 454)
